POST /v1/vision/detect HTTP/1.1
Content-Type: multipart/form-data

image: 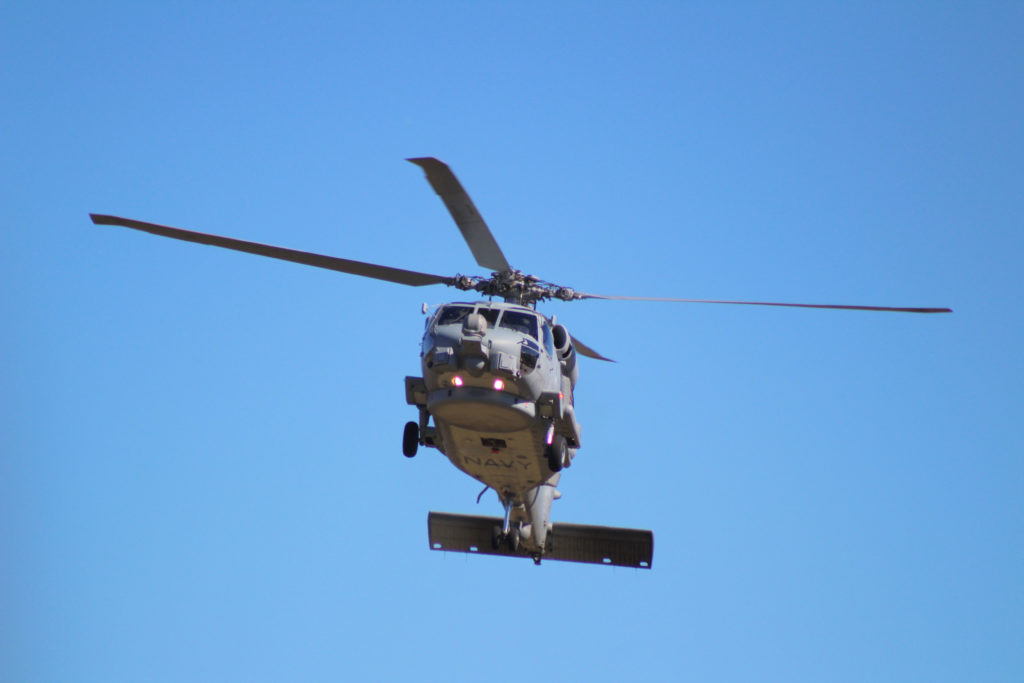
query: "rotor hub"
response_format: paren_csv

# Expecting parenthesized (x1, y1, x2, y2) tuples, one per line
(448, 269, 586, 306)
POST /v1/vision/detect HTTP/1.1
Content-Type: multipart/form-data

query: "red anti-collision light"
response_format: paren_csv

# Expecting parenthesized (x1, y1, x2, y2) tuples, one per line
(452, 376, 464, 387)
(493, 378, 505, 391)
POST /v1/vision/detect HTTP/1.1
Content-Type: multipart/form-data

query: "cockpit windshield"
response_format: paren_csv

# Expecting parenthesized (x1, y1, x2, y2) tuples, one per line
(435, 305, 473, 326)
(499, 310, 539, 339)
(434, 305, 540, 340)
(477, 308, 500, 328)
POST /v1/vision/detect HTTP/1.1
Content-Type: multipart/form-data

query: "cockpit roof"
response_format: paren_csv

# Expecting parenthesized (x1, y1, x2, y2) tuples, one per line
(438, 301, 551, 323)
(442, 300, 537, 313)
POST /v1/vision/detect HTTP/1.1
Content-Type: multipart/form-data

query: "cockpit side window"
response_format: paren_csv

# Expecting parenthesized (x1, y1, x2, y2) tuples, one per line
(541, 320, 555, 356)
(436, 305, 473, 326)
(499, 311, 539, 339)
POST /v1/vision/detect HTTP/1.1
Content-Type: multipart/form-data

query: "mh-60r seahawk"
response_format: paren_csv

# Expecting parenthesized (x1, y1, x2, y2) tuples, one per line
(90, 157, 951, 569)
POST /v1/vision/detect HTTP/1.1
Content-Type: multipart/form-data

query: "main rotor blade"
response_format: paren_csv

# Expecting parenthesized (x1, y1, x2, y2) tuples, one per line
(407, 157, 512, 273)
(578, 293, 952, 314)
(89, 214, 454, 287)
(571, 336, 615, 362)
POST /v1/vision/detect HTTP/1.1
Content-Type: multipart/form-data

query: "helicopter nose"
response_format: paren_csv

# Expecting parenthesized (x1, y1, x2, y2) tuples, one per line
(463, 355, 486, 375)
(458, 334, 489, 377)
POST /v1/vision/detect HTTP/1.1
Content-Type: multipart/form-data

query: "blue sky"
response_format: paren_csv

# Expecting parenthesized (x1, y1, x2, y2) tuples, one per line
(3, 2, 1021, 681)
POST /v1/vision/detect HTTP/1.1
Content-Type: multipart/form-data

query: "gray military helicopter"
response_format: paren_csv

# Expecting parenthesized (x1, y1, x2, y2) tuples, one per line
(90, 157, 951, 569)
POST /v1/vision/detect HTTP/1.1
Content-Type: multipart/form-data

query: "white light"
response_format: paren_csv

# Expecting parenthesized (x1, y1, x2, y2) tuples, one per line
(493, 378, 505, 391)
(452, 376, 464, 387)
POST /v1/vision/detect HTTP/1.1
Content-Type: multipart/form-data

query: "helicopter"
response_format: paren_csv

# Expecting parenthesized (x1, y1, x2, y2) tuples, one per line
(90, 157, 951, 569)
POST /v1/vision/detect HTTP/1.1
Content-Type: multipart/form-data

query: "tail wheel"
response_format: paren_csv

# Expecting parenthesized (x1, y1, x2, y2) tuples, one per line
(545, 434, 566, 472)
(402, 421, 419, 457)
(506, 527, 521, 552)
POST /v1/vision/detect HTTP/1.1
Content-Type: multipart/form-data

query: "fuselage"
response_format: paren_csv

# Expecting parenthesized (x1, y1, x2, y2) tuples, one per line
(406, 301, 583, 552)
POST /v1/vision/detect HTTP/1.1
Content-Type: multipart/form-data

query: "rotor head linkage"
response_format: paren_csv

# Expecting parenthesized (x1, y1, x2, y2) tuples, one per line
(446, 270, 587, 306)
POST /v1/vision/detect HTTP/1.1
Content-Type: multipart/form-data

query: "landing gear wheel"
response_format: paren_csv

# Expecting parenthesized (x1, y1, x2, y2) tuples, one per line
(545, 434, 566, 472)
(506, 527, 521, 553)
(402, 421, 419, 457)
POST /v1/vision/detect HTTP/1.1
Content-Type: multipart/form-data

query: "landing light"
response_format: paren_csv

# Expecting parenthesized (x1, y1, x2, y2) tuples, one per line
(452, 376, 464, 387)
(493, 378, 505, 391)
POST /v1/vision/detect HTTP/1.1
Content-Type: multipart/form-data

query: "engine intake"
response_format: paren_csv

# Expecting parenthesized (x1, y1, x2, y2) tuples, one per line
(551, 324, 578, 387)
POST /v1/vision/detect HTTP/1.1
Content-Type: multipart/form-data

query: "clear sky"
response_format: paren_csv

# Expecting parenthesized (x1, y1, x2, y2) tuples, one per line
(3, 2, 1021, 681)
